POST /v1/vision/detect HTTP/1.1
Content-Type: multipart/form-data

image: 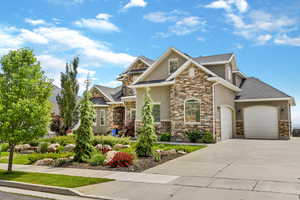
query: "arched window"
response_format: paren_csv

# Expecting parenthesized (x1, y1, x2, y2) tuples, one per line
(185, 99, 201, 123)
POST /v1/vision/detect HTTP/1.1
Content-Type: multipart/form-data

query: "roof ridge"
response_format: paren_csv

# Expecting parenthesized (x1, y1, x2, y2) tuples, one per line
(194, 53, 233, 59)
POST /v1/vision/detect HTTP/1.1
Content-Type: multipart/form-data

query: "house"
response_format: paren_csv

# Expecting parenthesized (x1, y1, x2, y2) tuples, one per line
(90, 48, 295, 142)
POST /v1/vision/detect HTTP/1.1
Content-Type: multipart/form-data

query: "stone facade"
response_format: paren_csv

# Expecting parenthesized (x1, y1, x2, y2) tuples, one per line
(236, 120, 244, 137)
(170, 65, 214, 142)
(124, 101, 136, 125)
(279, 120, 290, 139)
(135, 120, 171, 136)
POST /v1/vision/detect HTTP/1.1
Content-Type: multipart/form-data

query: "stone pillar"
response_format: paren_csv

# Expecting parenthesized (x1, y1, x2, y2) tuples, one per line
(279, 120, 290, 140)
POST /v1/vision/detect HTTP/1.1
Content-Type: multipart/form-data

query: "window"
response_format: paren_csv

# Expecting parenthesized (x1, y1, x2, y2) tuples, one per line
(100, 110, 106, 126)
(152, 104, 161, 123)
(227, 66, 232, 80)
(169, 58, 179, 74)
(132, 75, 139, 82)
(185, 99, 200, 123)
(130, 109, 136, 121)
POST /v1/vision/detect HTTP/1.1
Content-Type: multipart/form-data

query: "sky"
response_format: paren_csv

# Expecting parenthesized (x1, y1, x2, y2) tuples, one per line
(0, 0, 299, 126)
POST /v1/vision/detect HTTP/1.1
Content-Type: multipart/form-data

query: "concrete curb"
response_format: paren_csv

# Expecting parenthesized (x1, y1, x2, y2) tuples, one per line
(0, 180, 123, 200)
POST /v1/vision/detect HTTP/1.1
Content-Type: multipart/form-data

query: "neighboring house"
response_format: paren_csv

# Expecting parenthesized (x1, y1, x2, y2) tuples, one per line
(90, 48, 295, 142)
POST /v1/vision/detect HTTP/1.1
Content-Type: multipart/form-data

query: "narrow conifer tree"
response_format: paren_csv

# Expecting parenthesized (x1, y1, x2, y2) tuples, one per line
(56, 57, 79, 135)
(135, 88, 157, 157)
(74, 76, 95, 162)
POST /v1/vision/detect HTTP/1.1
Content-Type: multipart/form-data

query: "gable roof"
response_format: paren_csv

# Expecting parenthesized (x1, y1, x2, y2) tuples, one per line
(193, 53, 234, 65)
(94, 85, 123, 102)
(236, 77, 294, 104)
(120, 56, 153, 77)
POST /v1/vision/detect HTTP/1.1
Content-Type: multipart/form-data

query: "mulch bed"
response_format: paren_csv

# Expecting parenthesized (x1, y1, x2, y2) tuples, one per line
(63, 154, 183, 172)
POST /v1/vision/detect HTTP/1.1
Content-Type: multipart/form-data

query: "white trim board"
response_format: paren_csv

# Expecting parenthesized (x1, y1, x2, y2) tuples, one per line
(235, 97, 296, 106)
(129, 81, 175, 88)
(207, 77, 242, 92)
(93, 86, 113, 102)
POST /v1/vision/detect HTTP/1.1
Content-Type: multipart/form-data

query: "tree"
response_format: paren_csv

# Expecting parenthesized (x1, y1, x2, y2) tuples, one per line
(56, 57, 79, 135)
(0, 49, 52, 172)
(73, 78, 95, 162)
(135, 88, 157, 157)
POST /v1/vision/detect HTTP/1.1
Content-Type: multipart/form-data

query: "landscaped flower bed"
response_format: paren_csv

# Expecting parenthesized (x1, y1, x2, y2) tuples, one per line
(0, 135, 206, 172)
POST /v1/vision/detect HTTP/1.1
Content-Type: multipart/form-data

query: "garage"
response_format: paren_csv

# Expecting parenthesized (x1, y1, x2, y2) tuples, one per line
(221, 106, 233, 141)
(244, 106, 279, 139)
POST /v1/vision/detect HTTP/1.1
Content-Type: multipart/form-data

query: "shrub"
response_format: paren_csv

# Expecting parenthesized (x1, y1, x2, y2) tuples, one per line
(106, 152, 134, 168)
(53, 158, 71, 167)
(39, 142, 49, 153)
(28, 152, 74, 164)
(57, 146, 65, 153)
(39, 136, 75, 146)
(92, 136, 130, 147)
(87, 153, 106, 166)
(29, 140, 39, 147)
(159, 133, 171, 142)
(200, 131, 215, 144)
(0, 143, 9, 152)
(186, 130, 203, 143)
(152, 151, 161, 162)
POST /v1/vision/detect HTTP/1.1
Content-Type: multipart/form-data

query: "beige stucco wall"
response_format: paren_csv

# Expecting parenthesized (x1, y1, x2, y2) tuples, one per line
(236, 100, 290, 121)
(144, 51, 187, 81)
(214, 84, 236, 116)
(136, 86, 170, 121)
(205, 64, 225, 79)
(233, 73, 243, 87)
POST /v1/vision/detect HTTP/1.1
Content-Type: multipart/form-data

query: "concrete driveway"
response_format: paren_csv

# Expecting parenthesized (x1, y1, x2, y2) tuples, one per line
(78, 138, 300, 200)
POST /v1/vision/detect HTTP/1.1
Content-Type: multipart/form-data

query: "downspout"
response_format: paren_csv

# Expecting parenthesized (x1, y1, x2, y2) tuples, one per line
(212, 82, 219, 140)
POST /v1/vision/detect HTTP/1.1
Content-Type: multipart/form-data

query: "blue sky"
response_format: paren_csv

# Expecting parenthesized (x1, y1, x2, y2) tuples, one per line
(0, 0, 299, 126)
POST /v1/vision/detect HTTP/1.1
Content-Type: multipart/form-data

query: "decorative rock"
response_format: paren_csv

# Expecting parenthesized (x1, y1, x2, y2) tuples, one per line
(36, 158, 54, 166)
(95, 144, 103, 151)
(20, 150, 35, 154)
(167, 149, 177, 155)
(177, 150, 187, 155)
(157, 149, 177, 156)
(48, 143, 60, 153)
(104, 151, 118, 164)
(64, 144, 75, 152)
(15, 144, 31, 152)
(113, 144, 130, 150)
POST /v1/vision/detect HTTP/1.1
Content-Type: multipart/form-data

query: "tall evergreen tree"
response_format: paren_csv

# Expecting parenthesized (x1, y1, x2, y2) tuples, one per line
(0, 49, 52, 172)
(135, 88, 157, 157)
(74, 77, 95, 162)
(56, 57, 79, 135)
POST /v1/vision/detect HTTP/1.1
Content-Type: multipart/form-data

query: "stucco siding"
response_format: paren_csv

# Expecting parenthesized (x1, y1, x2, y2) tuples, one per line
(144, 51, 187, 81)
(136, 86, 170, 121)
(93, 107, 110, 134)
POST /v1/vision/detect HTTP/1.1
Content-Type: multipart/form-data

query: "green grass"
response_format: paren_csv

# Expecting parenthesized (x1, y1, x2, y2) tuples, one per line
(0, 169, 113, 188)
(0, 152, 74, 165)
(119, 142, 206, 154)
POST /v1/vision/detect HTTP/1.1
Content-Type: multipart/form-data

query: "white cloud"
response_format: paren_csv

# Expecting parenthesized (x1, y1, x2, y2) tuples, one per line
(234, 43, 243, 49)
(197, 37, 206, 42)
(256, 34, 272, 45)
(74, 13, 119, 32)
(170, 16, 206, 36)
(123, 0, 147, 10)
(19, 29, 48, 44)
(25, 18, 47, 26)
(144, 12, 176, 23)
(205, 0, 248, 13)
(98, 80, 122, 88)
(274, 34, 300, 46)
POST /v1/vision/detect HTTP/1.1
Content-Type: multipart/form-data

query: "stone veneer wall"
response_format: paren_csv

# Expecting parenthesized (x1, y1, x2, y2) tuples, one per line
(170, 65, 214, 142)
(236, 120, 244, 138)
(279, 120, 290, 139)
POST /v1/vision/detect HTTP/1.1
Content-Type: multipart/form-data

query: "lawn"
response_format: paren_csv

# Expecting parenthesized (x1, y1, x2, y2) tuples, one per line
(0, 169, 113, 188)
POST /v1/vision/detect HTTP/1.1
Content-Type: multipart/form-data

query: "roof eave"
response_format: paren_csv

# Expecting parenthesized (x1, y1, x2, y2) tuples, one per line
(207, 77, 242, 92)
(129, 81, 175, 89)
(235, 97, 296, 106)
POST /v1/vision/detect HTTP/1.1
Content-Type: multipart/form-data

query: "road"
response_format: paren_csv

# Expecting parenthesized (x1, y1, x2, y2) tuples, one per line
(0, 191, 51, 200)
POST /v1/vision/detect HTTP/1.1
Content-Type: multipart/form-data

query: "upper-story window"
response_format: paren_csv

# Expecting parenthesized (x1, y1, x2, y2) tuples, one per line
(132, 75, 139, 82)
(227, 66, 232, 81)
(99, 109, 106, 126)
(169, 58, 179, 74)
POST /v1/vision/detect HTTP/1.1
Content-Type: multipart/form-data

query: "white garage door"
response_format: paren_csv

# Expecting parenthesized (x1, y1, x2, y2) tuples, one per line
(221, 106, 233, 141)
(244, 106, 278, 139)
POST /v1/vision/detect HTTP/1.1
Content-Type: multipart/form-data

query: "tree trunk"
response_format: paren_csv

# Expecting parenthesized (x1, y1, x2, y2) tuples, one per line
(7, 144, 15, 173)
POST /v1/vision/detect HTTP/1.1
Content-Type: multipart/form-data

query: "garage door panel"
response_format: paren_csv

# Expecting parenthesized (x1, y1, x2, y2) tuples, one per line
(244, 106, 278, 139)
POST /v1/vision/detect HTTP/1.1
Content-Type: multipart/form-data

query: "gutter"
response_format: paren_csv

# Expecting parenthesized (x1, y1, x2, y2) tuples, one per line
(129, 81, 175, 89)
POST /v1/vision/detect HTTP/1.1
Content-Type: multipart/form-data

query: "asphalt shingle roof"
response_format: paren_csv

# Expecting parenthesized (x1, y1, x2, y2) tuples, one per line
(193, 53, 233, 65)
(90, 97, 107, 105)
(236, 77, 291, 100)
(94, 85, 123, 102)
